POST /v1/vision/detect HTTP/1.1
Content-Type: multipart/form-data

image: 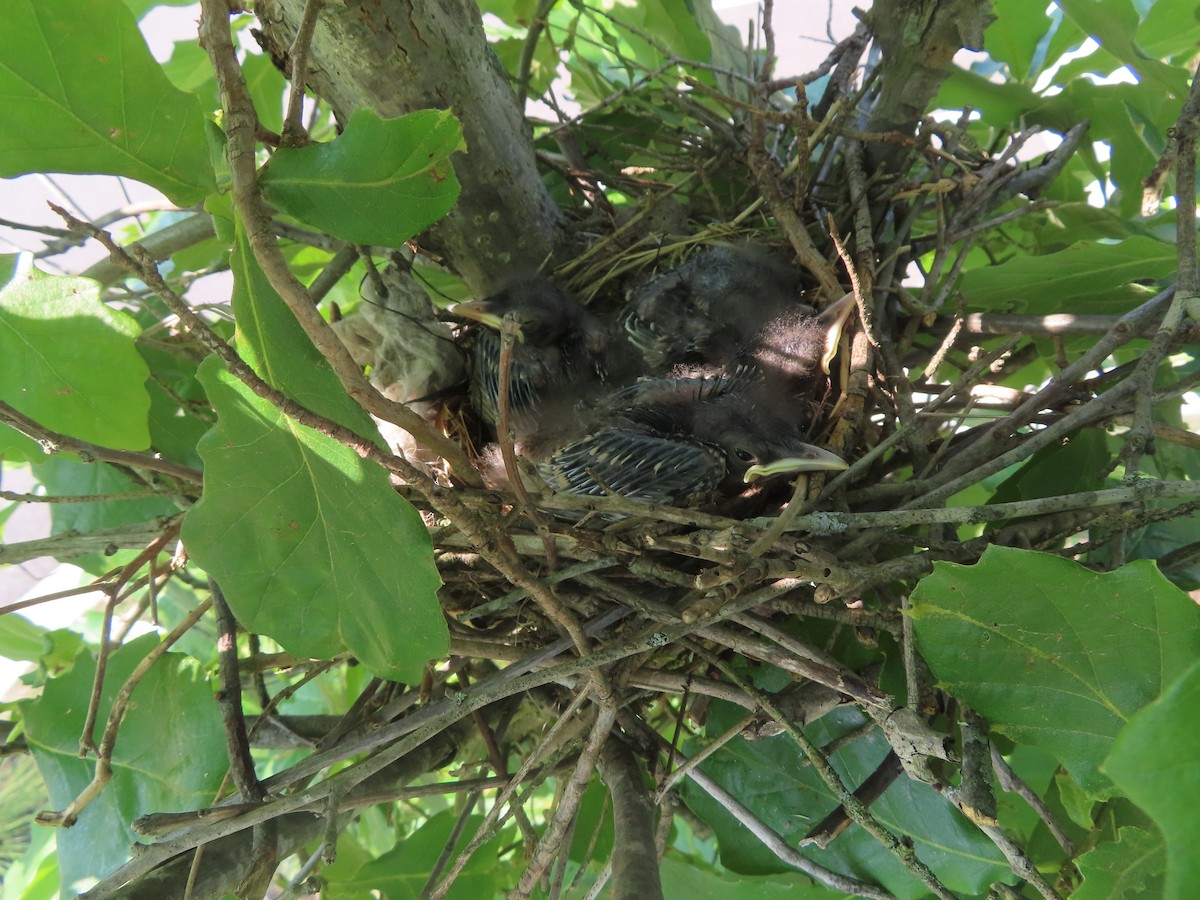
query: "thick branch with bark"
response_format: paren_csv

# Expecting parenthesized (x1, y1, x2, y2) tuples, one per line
(254, 0, 564, 291)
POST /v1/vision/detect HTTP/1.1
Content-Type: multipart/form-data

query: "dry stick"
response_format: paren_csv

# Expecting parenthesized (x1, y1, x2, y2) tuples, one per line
(684, 641, 956, 900)
(780, 480, 1200, 535)
(516, 0, 558, 108)
(654, 713, 756, 801)
(634, 718, 896, 899)
(512, 691, 619, 899)
(599, 738, 664, 900)
(195, 1, 480, 486)
(990, 745, 1076, 857)
(78, 522, 181, 757)
(212, 585, 266, 801)
(1119, 67, 1200, 473)
(918, 286, 1174, 491)
(429, 688, 595, 900)
(496, 318, 543, 521)
(0, 399, 202, 485)
(944, 721, 1062, 900)
(0, 581, 120, 619)
(56, 201, 590, 658)
(37, 597, 214, 828)
(85, 573, 781, 894)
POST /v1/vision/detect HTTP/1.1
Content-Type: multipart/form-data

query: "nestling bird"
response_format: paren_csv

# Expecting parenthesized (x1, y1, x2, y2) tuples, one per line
(623, 244, 808, 370)
(534, 373, 847, 510)
(623, 244, 854, 397)
(451, 278, 628, 436)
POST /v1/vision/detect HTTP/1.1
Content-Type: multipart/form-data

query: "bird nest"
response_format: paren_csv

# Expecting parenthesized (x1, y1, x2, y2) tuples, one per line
(329, 29, 1197, 893)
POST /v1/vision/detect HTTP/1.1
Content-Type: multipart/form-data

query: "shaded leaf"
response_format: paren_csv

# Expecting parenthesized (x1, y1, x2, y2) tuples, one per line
(659, 856, 840, 899)
(261, 108, 463, 249)
(0, 0, 214, 205)
(19, 635, 226, 893)
(1072, 825, 1165, 900)
(323, 812, 504, 900)
(1105, 659, 1200, 899)
(958, 237, 1175, 313)
(910, 547, 1200, 796)
(32, 455, 176, 536)
(0, 256, 150, 450)
(679, 706, 1011, 898)
(181, 359, 446, 683)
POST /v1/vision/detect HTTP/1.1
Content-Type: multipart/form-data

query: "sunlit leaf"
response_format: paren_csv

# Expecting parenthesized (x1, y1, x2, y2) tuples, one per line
(0, 256, 150, 450)
(261, 108, 463, 248)
(911, 547, 1200, 796)
(0, 0, 214, 204)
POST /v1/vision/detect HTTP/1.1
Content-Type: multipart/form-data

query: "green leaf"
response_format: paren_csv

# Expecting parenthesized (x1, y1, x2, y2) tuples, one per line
(0, 423, 42, 463)
(324, 812, 503, 899)
(0, 256, 151, 450)
(32, 455, 176, 537)
(243, 53, 288, 136)
(228, 226, 377, 437)
(1072, 825, 1165, 899)
(0, 614, 50, 664)
(679, 706, 1011, 898)
(958, 236, 1176, 313)
(181, 358, 447, 683)
(659, 856, 841, 899)
(910, 547, 1200, 796)
(19, 635, 226, 893)
(988, 428, 1110, 507)
(260, 108, 463, 249)
(0, 0, 214, 205)
(1137, 0, 1200, 60)
(1105, 659, 1200, 899)
(1056, 0, 1188, 95)
(985, 0, 1058, 81)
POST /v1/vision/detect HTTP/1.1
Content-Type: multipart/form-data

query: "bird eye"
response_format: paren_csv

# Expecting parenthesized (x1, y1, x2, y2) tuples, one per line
(733, 447, 756, 463)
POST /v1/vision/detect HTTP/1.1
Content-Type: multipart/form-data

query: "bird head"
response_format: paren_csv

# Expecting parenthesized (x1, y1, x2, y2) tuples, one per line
(451, 279, 591, 346)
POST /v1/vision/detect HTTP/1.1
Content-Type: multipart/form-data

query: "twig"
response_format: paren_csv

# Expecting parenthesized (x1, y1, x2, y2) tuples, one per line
(37, 595, 214, 828)
(282, 0, 324, 143)
(0, 400, 202, 485)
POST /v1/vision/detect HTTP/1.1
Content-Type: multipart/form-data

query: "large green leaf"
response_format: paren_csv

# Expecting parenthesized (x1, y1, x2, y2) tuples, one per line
(260, 108, 463, 249)
(1105, 659, 1200, 899)
(679, 706, 1012, 898)
(0, 0, 214, 205)
(1055, 0, 1188, 95)
(0, 255, 150, 450)
(910, 547, 1200, 796)
(985, 0, 1059, 81)
(958, 236, 1176, 313)
(181, 359, 446, 682)
(659, 856, 842, 899)
(19, 635, 227, 894)
(1071, 826, 1164, 899)
(323, 812, 504, 899)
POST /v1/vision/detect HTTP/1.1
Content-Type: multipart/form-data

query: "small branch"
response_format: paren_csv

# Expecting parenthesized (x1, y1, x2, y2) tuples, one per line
(599, 738, 664, 900)
(282, 0, 324, 143)
(37, 595, 214, 828)
(0, 399, 202, 485)
(213, 585, 266, 801)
